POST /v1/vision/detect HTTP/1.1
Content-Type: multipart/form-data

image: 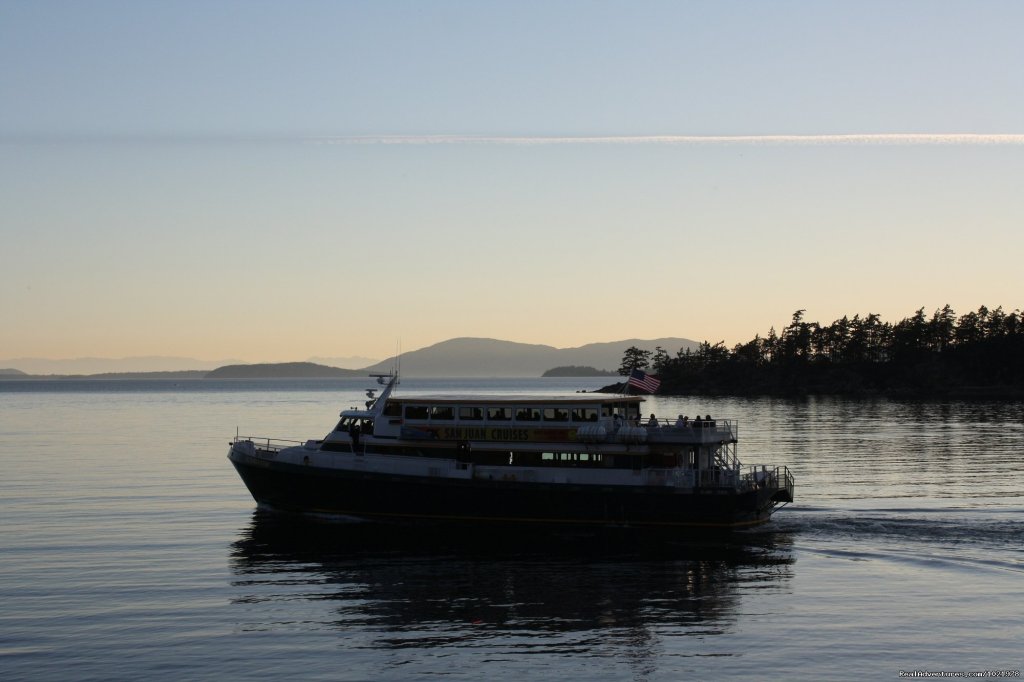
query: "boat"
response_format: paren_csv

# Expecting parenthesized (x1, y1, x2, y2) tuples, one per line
(227, 374, 794, 529)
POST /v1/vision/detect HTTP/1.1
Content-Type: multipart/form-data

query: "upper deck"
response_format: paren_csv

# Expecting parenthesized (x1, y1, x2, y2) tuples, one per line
(332, 377, 735, 446)
(331, 392, 734, 447)
(376, 394, 646, 424)
(381, 394, 645, 405)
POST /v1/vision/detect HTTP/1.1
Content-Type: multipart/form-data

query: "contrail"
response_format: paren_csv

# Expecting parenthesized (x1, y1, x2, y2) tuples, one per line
(312, 133, 1024, 146)
(7, 132, 1021, 147)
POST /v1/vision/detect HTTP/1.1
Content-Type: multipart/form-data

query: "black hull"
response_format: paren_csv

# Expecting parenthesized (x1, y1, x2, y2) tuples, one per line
(230, 454, 783, 530)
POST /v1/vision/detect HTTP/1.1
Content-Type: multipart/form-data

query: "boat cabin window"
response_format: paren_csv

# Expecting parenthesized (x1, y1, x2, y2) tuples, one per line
(405, 405, 429, 420)
(458, 406, 484, 421)
(602, 402, 641, 421)
(571, 407, 598, 422)
(487, 407, 511, 421)
(515, 407, 541, 422)
(382, 401, 402, 417)
(540, 452, 604, 464)
(430, 405, 454, 421)
(543, 408, 569, 422)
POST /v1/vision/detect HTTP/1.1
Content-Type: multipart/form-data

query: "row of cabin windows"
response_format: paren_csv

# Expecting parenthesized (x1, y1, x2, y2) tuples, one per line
(540, 452, 603, 463)
(398, 404, 603, 423)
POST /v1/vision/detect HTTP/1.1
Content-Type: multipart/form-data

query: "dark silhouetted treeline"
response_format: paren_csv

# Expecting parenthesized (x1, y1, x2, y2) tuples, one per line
(625, 306, 1024, 397)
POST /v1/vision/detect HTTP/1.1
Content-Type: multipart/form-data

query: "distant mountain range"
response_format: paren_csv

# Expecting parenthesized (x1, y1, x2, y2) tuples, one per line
(0, 355, 375, 376)
(306, 355, 381, 369)
(0, 356, 243, 375)
(1, 337, 698, 379)
(362, 337, 698, 377)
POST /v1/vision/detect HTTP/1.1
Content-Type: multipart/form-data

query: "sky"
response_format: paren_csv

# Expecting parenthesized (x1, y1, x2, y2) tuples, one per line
(2, 0, 1023, 365)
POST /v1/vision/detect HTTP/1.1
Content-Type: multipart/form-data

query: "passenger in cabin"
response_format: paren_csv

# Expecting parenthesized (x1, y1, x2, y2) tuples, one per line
(612, 413, 623, 431)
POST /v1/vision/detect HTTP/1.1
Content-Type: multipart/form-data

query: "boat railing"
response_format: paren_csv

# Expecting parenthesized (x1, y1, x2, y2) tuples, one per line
(695, 467, 743, 487)
(644, 418, 737, 443)
(232, 435, 307, 458)
(646, 467, 747, 488)
(682, 465, 795, 494)
(739, 465, 795, 497)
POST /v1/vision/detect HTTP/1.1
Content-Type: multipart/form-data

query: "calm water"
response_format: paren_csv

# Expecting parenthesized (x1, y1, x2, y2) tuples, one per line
(1, 378, 1022, 681)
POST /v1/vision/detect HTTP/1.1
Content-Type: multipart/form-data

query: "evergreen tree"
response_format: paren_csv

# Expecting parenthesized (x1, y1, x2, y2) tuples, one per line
(618, 346, 652, 376)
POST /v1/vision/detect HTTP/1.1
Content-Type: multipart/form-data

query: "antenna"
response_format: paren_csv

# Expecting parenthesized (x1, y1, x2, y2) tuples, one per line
(395, 338, 401, 386)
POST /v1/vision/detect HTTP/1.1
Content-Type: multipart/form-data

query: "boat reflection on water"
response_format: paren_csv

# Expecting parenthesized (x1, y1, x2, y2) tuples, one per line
(228, 511, 795, 652)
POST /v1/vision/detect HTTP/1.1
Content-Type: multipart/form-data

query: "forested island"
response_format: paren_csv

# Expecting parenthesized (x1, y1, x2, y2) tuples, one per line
(613, 305, 1024, 397)
(204, 362, 362, 378)
(542, 365, 618, 377)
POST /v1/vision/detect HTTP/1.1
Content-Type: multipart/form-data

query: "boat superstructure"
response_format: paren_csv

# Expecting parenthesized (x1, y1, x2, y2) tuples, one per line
(228, 375, 794, 528)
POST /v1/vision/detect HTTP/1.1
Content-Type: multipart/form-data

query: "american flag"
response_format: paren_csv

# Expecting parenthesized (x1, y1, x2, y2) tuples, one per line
(627, 369, 661, 393)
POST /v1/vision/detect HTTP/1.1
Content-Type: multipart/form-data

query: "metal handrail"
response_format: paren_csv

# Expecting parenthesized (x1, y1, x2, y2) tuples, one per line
(738, 465, 793, 492)
(232, 435, 305, 454)
(641, 416, 735, 431)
